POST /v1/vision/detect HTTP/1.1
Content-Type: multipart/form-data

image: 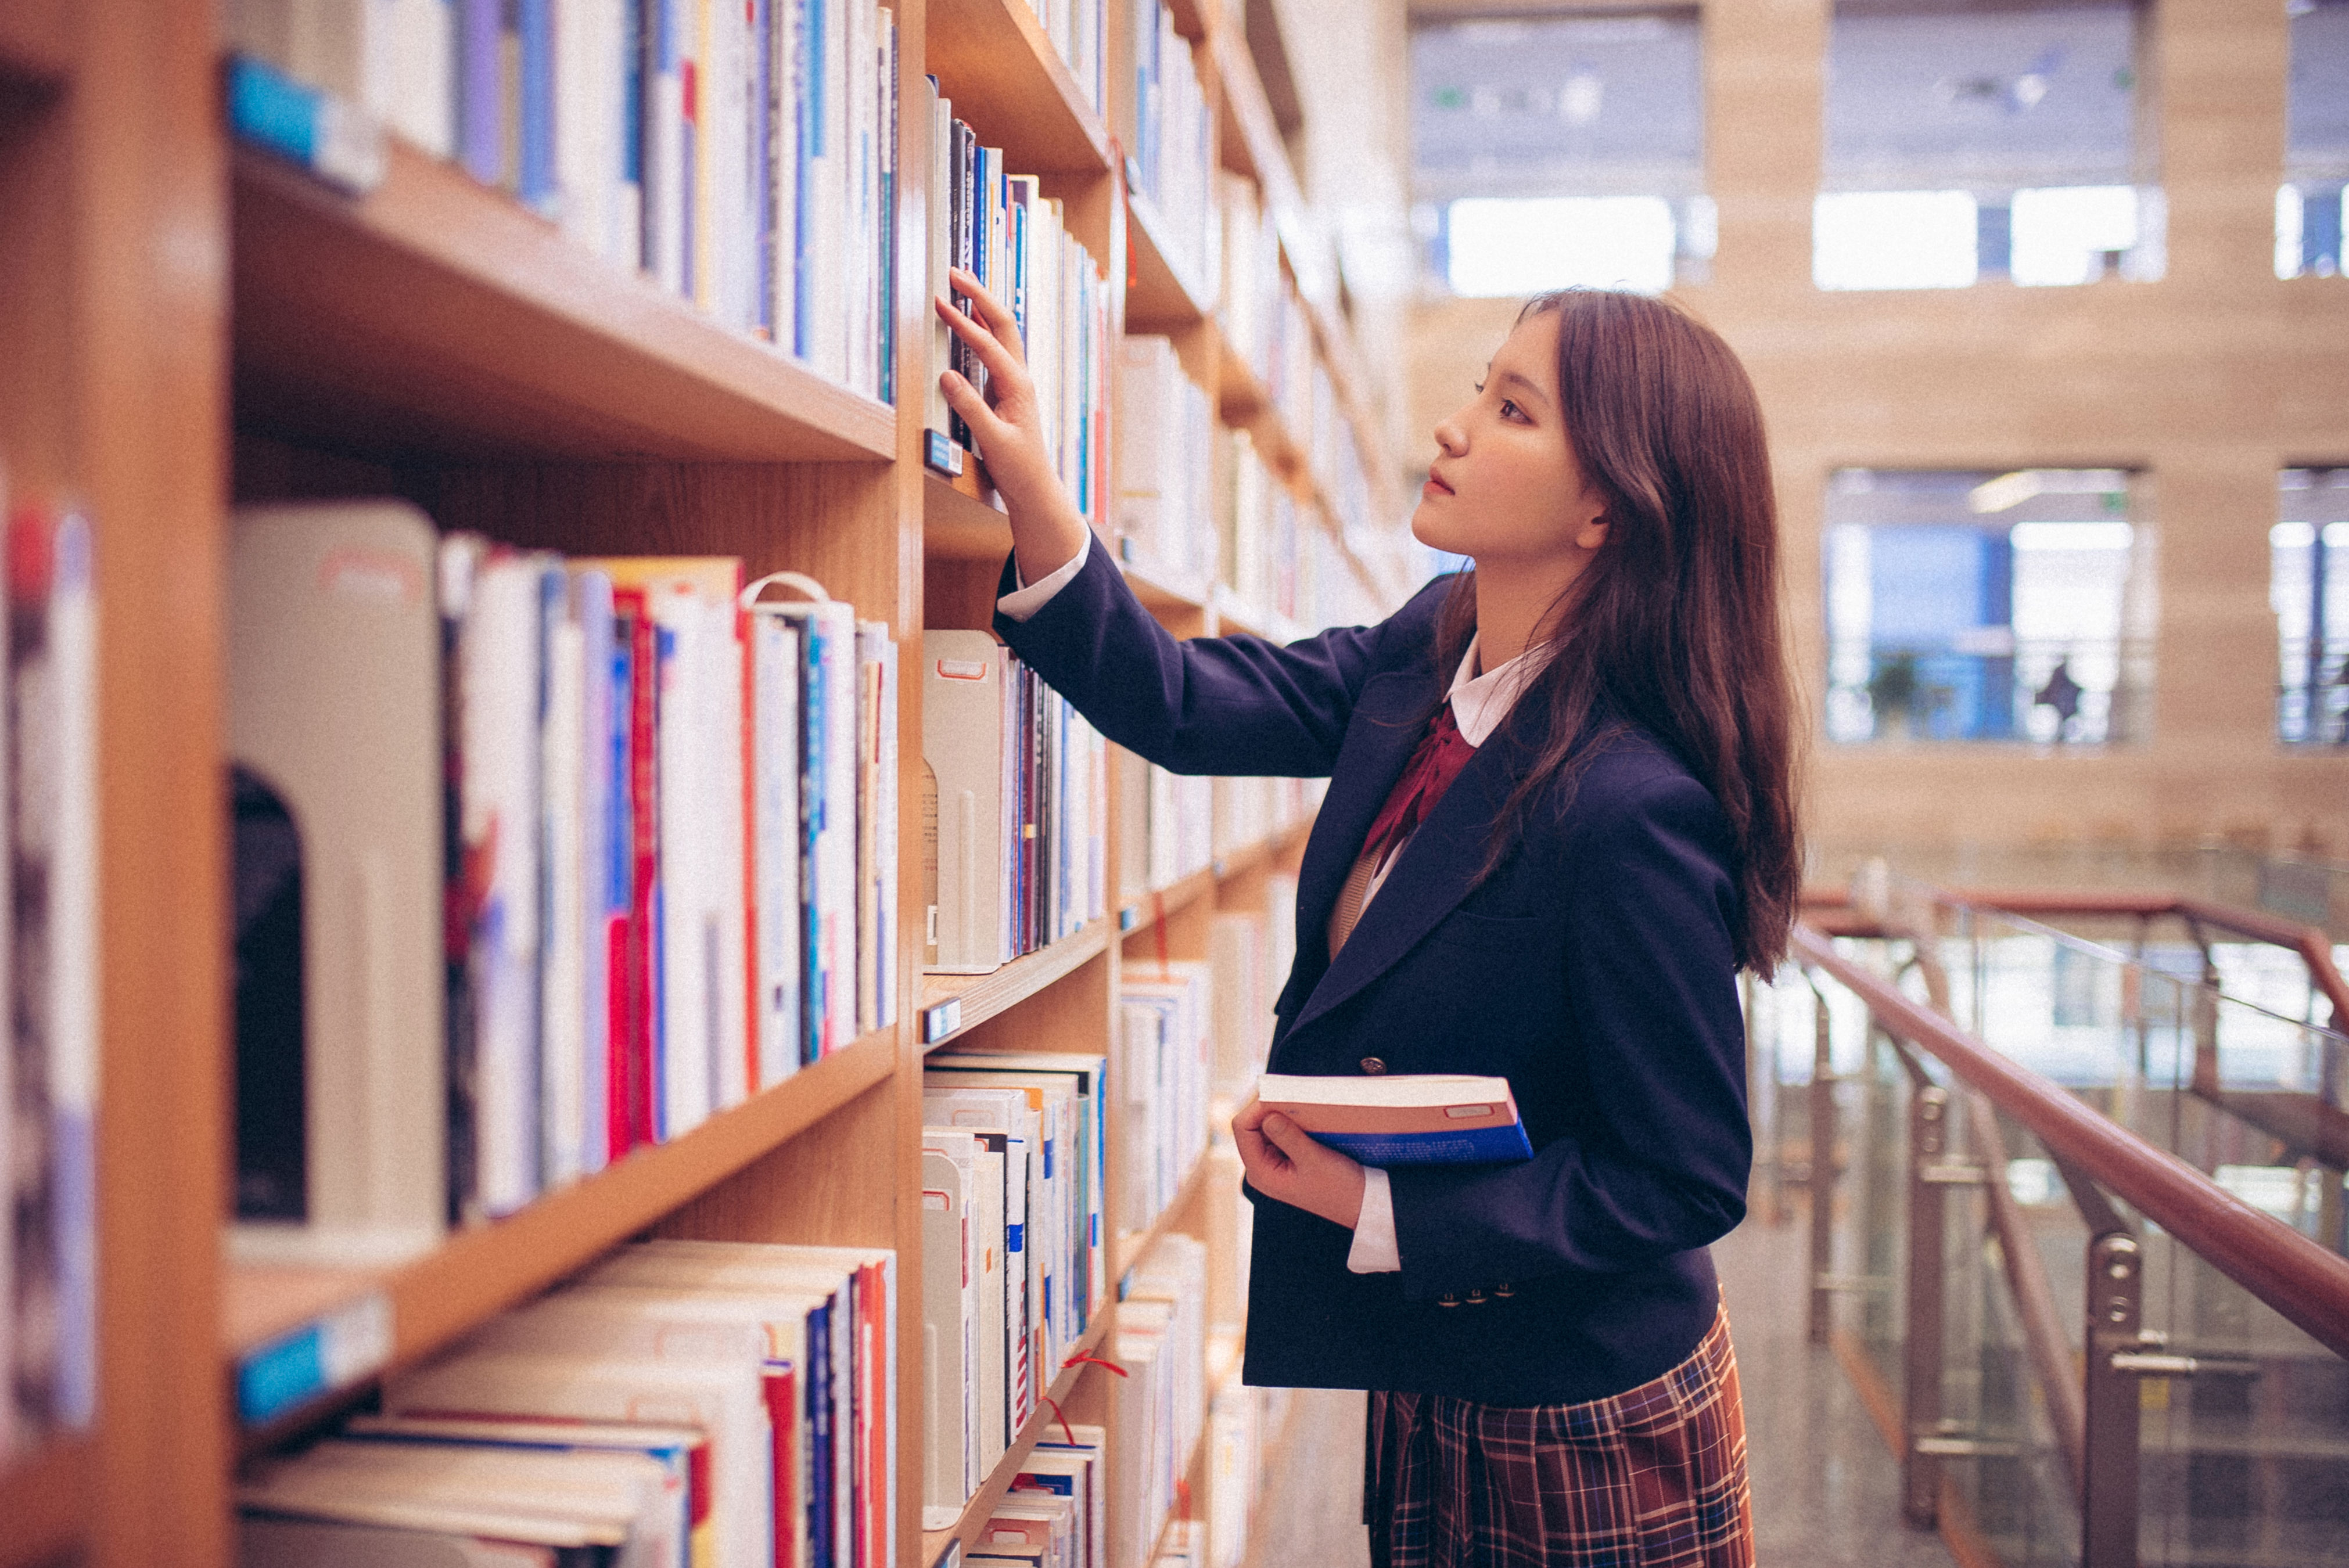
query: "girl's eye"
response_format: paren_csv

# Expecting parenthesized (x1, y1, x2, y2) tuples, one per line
(1499, 398, 1524, 420)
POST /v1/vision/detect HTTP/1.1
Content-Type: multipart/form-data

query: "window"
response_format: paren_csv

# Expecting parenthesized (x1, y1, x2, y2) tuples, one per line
(1818, 2, 2160, 291)
(2274, 469, 2349, 744)
(1411, 10, 1709, 296)
(2282, 1, 2349, 277)
(1824, 468, 2152, 744)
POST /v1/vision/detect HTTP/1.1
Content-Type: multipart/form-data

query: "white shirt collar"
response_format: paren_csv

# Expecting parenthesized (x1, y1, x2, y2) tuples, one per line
(1447, 635, 1550, 747)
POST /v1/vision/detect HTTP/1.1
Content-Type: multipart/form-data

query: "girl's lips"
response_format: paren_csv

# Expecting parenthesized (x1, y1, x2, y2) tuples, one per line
(1423, 474, 1454, 499)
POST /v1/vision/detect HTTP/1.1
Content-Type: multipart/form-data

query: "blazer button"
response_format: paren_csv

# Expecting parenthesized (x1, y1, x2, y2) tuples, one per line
(1359, 1057, 1387, 1075)
(1493, 1282, 1516, 1299)
(1436, 1291, 1461, 1308)
(1464, 1288, 1488, 1306)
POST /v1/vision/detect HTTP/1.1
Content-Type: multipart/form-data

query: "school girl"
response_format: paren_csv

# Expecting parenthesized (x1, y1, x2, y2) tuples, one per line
(935, 271, 1799, 1568)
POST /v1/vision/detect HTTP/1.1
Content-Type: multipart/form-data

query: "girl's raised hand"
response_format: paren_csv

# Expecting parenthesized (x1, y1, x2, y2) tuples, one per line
(935, 268, 1090, 585)
(1231, 1097, 1370, 1230)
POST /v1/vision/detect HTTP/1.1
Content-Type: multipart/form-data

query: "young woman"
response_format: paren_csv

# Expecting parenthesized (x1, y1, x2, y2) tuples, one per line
(937, 272, 1798, 1568)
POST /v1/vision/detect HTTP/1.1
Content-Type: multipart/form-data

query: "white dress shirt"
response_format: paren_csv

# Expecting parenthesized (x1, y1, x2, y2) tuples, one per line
(994, 553, 1548, 1275)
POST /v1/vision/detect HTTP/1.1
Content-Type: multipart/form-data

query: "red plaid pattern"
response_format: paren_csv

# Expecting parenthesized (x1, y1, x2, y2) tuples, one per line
(1363, 1308, 1753, 1568)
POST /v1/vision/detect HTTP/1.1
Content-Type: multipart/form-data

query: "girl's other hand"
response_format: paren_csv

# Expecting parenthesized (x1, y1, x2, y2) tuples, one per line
(1231, 1097, 1370, 1230)
(935, 269, 1091, 585)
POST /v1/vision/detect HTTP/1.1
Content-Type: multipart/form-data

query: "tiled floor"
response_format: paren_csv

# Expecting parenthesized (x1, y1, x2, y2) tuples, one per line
(1245, 1203, 1959, 1566)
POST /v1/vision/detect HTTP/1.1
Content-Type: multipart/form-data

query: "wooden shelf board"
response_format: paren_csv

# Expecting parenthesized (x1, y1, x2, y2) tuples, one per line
(1143, 1424, 1213, 1566)
(0, 1437, 88, 1568)
(233, 142, 896, 464)
(924, 468, 1013, 562)
(222, 1027, 898, 1401)
(1119, 865, 1217, 939)
(921, 920, 1112, 1048)
(921, 1312, 1115, 1565)
(927, 0, 1113, 175)
(1125, 188, 1212, 329)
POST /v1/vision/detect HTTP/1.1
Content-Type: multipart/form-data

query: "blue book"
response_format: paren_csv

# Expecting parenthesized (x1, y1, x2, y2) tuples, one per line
(1256, 1073, 1535, 1167)
(517, 0, 556, 211)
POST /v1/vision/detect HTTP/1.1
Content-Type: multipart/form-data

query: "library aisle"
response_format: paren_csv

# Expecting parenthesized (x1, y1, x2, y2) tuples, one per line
(0, 0, 1413, 1565)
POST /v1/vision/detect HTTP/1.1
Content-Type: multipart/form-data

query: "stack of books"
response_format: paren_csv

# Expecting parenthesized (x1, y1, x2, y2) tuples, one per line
(227, 0, 901, 402)
(924, 92, 1109, 520)
(0, 487, 98, 1457)
(921, 631, 1108, 973)
(918, 1052, 1107, 1526)
(229, 504, 897, 1257)
(971, 1422, 1106, 1568)
(1115, 336, 1218, 587)
(1127, 0, 1213, 289)
(238, 1240, 897, 1568)
(1114, 751, 1213, 903)
(1116, 966, 1213, 1236)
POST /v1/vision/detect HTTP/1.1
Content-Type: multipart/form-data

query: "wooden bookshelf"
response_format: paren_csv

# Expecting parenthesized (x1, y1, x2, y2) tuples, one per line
(928, 0, 1115, 175)
(919, 920, 1115, 1047)
(1, 1, 1406, 1565)
(918, 1313, 1111, 1566)
(0, 1439, 89, 1568)
(223, 1028, 901, 1433)
(234, 142, 897, 465)
(1126, 186, 1215, 329)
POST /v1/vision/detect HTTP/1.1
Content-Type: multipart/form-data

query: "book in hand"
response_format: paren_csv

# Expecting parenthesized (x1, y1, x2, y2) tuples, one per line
(1252, 1074, 1533, 1167)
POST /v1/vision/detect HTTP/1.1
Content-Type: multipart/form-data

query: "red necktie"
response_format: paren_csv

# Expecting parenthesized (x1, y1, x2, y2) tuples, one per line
(1360, 703, 1478, 873)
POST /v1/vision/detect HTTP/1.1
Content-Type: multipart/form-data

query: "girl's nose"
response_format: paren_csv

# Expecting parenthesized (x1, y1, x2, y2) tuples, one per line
(1432, 418, 1466, 458)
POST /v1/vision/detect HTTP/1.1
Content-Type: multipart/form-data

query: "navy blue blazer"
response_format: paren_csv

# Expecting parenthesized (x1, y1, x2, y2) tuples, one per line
(994, 544, 1751, 1404)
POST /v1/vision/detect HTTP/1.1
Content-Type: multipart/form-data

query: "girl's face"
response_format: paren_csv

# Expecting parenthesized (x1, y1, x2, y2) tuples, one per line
(1411, 311, 1610, 571)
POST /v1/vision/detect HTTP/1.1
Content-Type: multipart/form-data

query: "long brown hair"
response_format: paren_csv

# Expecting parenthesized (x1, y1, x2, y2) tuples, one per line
(1436, 289, 1801, 970)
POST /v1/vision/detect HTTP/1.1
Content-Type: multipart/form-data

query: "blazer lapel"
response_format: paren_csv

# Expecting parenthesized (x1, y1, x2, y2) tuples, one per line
(1281, 672, 1433, 1005)
(1288, 720, 1527, 1036)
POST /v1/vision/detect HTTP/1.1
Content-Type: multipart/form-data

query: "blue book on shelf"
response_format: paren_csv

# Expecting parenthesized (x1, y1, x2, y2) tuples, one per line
(1255, 1073, 1535, 1167)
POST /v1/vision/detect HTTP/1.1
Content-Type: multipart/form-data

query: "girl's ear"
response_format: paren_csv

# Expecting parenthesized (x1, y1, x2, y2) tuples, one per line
(1574, 515, 1610, 552)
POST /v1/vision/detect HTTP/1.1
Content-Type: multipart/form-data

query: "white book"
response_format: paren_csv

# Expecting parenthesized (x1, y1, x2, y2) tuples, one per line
(845, 0, 875, 395)
(556, 0, 624, 262)
(648, 0, 688, 294)
(648, 579, 714, 1138)
(919, 1135, 979, 1522)
(812, 0, 850, 382)
(383, 1353, 766, 1568)
(928, 1050, 1106, 1333)
(925, 83, 953, 442)
(768, 0, 804, 351)
(226, 0, 454, 157)
(239, 1513, 606, 1566)
(540, 584, 587, 1191)
(922, 630, 1011, 971)
(768, 598, 857, 1054)
(464, 551, 551, 1220)
(703, 589, 750, 1112)
(570, 570, 618, 1175)
(248, 1438, 674, 1567)
(745, 607, 804, 1085)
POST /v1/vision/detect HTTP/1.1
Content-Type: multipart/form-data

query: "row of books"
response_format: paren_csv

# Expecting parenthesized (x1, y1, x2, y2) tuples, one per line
(1214, 174, 1284, 398)
(1112, 751, 1318, 907)
(1217, 425, 1299, 627)
(229, 504, 897, 1261)
(919, 1051, 1108, 1527)
(0, 488, 98, 1457)
(237, 1240, 895, 1568)
(1206, 887, 1294, 1102)
(1127, 0, 1213, 292)
(922, 632, 1109, 972)
(1021, 0, 1108, 120)
(1115, 966, 1212, 1238)
(228, 0, 900, 402)
(1114, 335, 1218, 588)
(1110, 1234, 1208, 1568)
(1202, 1333, 1291, 1568)
(924, 90, 1109, 525)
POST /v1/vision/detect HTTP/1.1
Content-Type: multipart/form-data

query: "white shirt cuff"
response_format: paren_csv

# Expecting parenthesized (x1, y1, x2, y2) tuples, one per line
(995, 532, 1091, 622)
(1345, 1167, 1401, 1274)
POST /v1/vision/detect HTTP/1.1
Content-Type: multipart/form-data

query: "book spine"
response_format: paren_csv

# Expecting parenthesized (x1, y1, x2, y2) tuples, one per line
(517, 0, 556, 211)
(751, 0, 774, 339)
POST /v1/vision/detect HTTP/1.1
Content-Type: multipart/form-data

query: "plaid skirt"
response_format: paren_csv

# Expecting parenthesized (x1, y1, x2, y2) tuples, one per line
(1363, 1308, 1752, 1568)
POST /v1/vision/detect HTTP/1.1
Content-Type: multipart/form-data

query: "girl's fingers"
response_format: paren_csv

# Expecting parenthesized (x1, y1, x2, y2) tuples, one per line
(947, 267, 1023, 348)
(938, 371, 1009, 448)
(934, 296, 1029, 391)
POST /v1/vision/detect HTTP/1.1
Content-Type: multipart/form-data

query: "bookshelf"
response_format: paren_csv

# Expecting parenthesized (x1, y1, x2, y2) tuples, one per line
(0, 2, 1404, 1567)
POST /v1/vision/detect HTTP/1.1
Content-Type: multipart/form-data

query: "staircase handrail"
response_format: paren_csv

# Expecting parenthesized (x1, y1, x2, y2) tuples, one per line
(1791, 920, 2349, 1362)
